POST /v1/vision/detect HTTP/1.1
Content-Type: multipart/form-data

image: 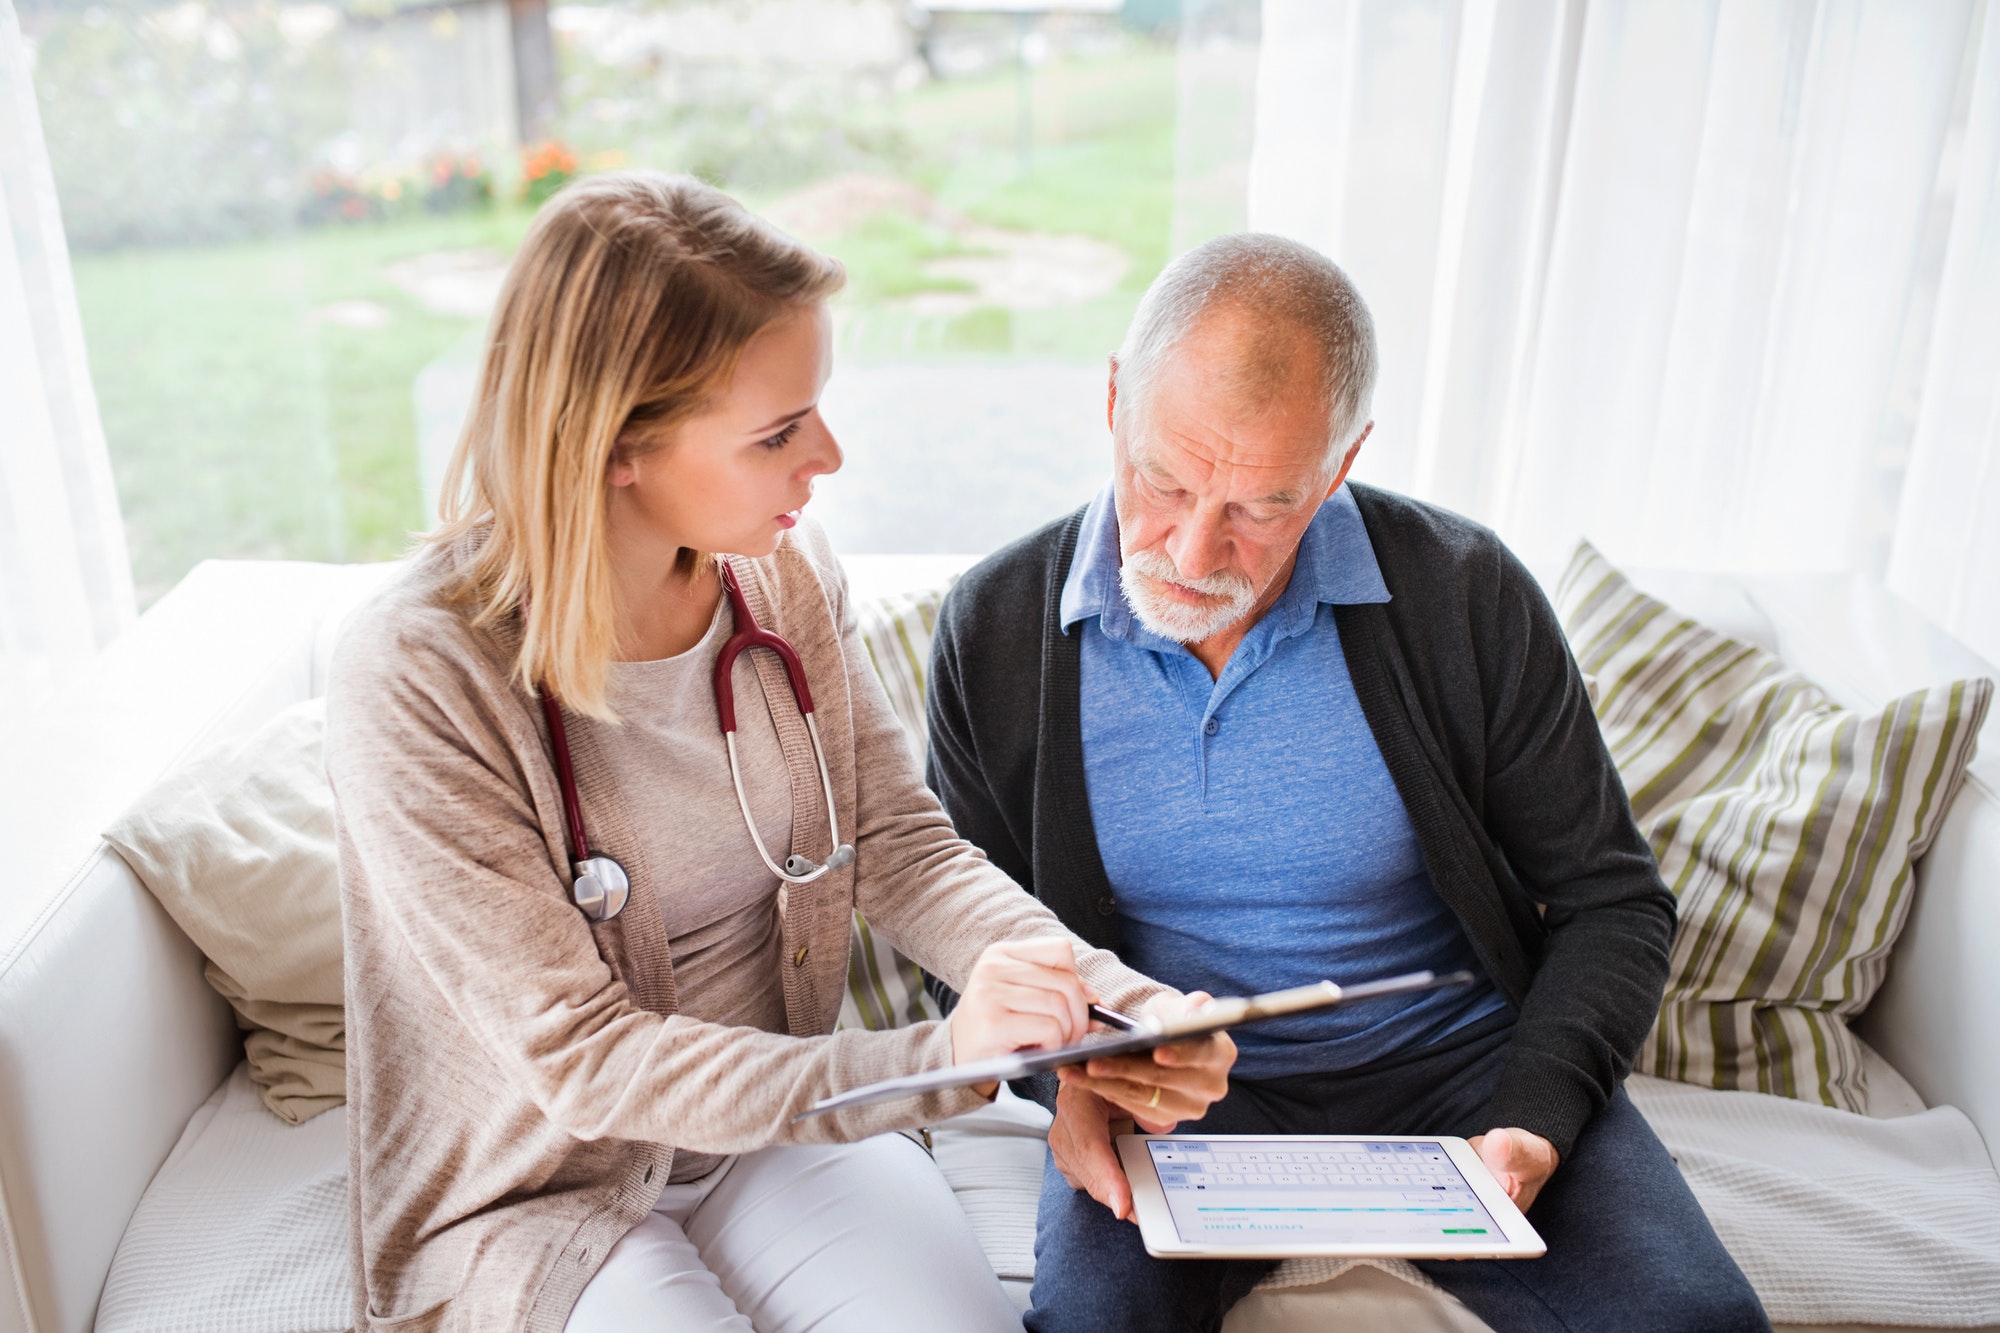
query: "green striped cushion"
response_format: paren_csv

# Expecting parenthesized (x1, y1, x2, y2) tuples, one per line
(838, 574, 961, 1032)
(1555, 542, 1992, 1109)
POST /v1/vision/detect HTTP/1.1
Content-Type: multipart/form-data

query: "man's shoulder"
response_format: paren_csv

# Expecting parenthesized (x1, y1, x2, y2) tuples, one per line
(1348, 483, 1531, 600)
(1349, 483, 1502, 560)
(939, 507, 1084, 632)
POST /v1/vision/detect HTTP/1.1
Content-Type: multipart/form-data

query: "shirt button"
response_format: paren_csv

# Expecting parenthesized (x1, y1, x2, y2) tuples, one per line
(1204, 717, 1220, 735)
(793, 946, 809, 966)
(1096, 895, 1116, 916)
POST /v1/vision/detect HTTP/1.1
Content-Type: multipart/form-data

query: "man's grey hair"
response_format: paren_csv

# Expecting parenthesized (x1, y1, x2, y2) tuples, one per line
(1114, 234, 1379, 472)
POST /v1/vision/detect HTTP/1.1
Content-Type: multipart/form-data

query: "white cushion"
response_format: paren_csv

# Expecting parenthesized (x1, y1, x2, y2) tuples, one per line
(1626, 1072, 2000, 1327)
(96, 1065, 347, 1333)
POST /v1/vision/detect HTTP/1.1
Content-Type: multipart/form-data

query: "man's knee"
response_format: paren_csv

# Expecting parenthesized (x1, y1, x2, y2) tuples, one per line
(1672, 1281, 1771, 1333)
(1027, 1164, 1160, 1332)
(1520, 1092, 1772, 1333)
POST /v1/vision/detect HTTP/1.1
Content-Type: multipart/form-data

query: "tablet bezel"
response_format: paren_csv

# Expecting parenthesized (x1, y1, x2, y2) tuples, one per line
(1116, 1133, 1548, 1260)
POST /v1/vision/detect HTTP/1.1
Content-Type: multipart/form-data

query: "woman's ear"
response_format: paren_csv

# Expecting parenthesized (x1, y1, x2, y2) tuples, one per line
(606, 431, 648, 487)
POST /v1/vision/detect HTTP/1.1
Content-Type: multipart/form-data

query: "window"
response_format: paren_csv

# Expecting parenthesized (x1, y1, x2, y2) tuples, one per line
(24, 0, 1259, 605)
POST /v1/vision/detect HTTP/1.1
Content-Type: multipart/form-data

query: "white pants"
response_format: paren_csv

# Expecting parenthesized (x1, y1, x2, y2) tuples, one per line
(564, 1132, 1023, 1332)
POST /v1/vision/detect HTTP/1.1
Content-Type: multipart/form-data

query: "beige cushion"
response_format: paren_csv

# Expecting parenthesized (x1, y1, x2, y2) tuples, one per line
(1554, 542, 1993, 1110)
(104, 700, 343, 1123)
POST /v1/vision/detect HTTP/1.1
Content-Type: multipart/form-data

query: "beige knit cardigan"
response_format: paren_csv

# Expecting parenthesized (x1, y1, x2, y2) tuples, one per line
(324, 521, 1163, 1331)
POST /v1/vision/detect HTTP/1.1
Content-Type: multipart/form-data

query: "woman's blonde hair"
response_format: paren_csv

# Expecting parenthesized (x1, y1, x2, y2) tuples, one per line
(429, 171, 844, 719)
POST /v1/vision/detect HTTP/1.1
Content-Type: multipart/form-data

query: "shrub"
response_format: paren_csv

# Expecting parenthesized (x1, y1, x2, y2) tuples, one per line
(521, 140, 577, 205)
(426, 153, 494, 214)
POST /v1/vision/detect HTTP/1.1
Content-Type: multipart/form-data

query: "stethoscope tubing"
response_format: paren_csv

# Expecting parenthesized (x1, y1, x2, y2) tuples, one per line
(539, 556, 852, 922)
(539, 690, 595, 860)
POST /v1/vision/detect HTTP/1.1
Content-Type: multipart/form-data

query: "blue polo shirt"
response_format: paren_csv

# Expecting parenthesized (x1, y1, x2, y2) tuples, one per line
(1061, 484, 1508, 1079)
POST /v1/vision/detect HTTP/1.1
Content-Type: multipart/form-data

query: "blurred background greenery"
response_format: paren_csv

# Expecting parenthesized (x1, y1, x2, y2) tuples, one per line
(23, 0, 1254, 604)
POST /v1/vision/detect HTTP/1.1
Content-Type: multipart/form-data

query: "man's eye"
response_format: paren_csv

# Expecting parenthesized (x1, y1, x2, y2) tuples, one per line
(759, 421, 803, 450)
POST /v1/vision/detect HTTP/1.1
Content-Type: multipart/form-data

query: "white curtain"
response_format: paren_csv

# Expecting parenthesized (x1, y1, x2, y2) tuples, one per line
(1249, 0, 2000, 663)
(1, 0, 133, 708)
(1886, 3, 2000, 666)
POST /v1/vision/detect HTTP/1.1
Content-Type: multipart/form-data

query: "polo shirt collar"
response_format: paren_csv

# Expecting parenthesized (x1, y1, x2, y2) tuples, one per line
(1059, 481, 1391, 646)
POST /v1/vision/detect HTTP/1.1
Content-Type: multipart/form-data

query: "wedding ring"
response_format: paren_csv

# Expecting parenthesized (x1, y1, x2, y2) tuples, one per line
(1147, 1085, 1162, 1109)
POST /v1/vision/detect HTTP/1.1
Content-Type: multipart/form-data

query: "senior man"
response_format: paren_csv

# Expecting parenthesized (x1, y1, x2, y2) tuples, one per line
(923, 234, 1769, 1333)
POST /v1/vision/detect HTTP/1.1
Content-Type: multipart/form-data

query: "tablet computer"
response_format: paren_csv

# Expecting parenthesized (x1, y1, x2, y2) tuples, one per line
(795, 970, 1475, 1121)
(1116, 1133, 1547, 1260)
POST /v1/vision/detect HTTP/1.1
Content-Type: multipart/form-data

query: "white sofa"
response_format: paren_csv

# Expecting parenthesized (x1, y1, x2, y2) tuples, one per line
(1, 556, 1997, 1333)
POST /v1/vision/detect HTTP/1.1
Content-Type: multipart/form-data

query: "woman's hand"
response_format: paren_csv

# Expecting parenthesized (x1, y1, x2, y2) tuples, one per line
(1055, 991, 1235, 1130)
(949, 938, 1093, 1096)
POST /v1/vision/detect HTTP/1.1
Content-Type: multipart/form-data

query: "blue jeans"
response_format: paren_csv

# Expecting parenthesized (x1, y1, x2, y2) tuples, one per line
(1025, 1015, 1770, 1333)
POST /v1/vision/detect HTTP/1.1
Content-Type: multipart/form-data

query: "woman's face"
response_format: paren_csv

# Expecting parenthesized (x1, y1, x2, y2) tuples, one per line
(608, 302, 841, 560)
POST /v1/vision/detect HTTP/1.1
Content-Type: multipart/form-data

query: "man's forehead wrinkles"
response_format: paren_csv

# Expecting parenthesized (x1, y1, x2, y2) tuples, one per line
(1152, 423, 1299, 477)
(1140, 427, 1317, 506)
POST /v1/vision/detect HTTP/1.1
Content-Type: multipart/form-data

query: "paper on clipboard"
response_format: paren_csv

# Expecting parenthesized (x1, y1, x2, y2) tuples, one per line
(792, 968, 1475, 1122)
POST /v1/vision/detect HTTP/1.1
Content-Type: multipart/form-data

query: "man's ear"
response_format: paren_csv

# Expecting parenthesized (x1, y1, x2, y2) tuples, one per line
(1324, 421, 1373, 497)
(1106, 353, 1120, 435)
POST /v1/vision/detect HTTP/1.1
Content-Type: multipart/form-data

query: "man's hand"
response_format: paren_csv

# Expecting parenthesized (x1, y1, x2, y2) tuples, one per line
(1468, 1127, 1559, 1212)
(1049, 1082, 1139, 1221)
(1056, 991, 1235, 1129)
(949, 938, 1092, 1096)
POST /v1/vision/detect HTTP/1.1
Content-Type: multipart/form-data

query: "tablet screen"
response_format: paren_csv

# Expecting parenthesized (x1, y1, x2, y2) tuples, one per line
(1145, 1139, 1503, 1246)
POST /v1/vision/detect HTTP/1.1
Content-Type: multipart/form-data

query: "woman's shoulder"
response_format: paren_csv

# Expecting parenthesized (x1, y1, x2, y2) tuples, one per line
(327, 536, 520, 718)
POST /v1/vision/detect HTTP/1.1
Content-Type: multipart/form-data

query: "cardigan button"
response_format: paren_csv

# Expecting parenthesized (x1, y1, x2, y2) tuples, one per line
(794, 945, 809, 966)
(1096, 895, 1116, 916)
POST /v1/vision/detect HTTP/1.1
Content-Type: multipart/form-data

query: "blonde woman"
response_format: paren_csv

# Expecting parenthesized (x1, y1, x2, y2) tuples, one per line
(323, 171, 1233, 1333)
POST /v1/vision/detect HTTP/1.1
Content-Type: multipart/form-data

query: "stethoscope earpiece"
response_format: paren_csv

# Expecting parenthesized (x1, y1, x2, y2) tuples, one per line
(783, 845, 855, 880)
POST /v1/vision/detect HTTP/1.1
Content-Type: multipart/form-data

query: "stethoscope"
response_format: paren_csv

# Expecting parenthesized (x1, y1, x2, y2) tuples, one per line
(538, 557, 855, 922)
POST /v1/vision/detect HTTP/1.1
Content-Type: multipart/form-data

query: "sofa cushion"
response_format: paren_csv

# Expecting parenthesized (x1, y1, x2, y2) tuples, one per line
(95, 1065, 348, 1333)
(838, 566, 955, 1031)
(1624, 1072, 2000, 1327)
(103, 699, 345, 1124)
(1555, 542, 1993, 1110)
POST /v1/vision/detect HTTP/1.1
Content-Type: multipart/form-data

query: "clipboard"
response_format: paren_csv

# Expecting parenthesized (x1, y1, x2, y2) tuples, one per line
(793, 968, 1476, 1121)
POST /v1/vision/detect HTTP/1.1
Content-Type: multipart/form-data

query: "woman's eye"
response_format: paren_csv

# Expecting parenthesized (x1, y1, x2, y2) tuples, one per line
(758, 421, 803, 451)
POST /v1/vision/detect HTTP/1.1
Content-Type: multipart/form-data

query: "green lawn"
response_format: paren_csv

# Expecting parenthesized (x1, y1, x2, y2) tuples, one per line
(69, 45, 1180, 606)
(73, 208, 535, 603)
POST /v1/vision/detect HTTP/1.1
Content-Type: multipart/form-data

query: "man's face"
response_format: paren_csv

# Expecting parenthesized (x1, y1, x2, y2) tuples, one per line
(1110, 310, 1359, 645)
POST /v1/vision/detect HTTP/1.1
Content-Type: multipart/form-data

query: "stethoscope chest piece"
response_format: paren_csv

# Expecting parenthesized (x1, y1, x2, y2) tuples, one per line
(572, 855, 630, 922)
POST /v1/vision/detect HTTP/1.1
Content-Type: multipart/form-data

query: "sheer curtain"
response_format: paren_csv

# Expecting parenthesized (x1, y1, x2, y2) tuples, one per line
(1249, 0, 2000, 662)
(1, 0, 133, 710)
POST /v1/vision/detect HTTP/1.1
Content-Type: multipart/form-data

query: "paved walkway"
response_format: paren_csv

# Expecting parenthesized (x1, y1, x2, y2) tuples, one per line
(810, 360, 1113, 554)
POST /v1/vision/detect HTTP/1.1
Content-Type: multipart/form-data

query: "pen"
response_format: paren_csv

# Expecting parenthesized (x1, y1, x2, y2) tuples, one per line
(1089, 1002, 1140, 1031)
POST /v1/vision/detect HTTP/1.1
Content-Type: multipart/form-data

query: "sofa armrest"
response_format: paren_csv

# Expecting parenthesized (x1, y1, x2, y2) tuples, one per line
(0, 559, 395, 1333)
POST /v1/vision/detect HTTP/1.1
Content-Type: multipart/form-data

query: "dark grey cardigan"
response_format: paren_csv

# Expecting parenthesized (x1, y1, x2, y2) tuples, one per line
(923, 484, 1675, 1159)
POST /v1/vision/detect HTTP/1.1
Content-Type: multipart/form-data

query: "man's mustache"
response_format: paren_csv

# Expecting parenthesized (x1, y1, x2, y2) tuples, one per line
(1121, 548, 1255, 600)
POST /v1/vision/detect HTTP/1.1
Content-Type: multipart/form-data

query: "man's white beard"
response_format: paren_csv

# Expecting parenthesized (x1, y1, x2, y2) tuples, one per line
(1118, 547, 1258, 644)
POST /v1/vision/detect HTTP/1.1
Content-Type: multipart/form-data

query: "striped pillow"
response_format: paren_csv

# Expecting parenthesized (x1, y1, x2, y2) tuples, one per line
(1555, 542, 1991, 1110)
(838, 574, 960, 1032)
